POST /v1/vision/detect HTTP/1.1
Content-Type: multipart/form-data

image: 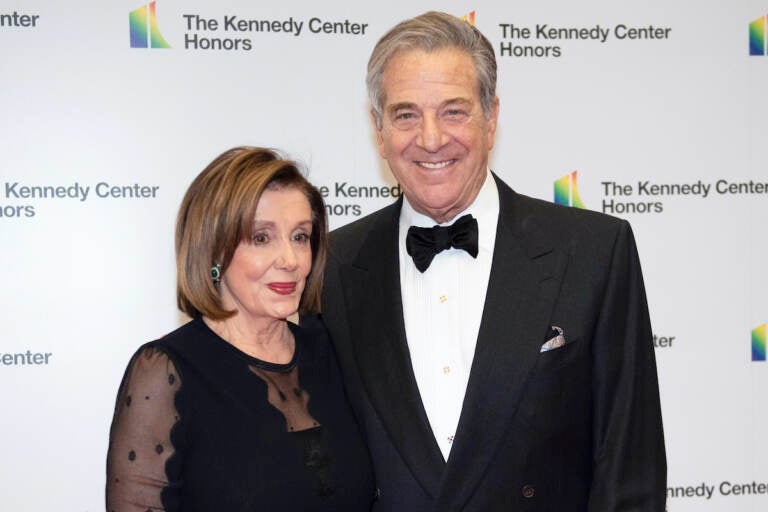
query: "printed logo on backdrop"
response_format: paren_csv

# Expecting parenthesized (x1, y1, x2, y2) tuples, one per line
(460, 11, 476, 26)
(496, 20, 672, 58)
(668, 481, 768, 501)
(317, 182, 401, 219)
(752, 324, 766, 361)
(553, 171, 768, 215)
(749, 14, 768, 55)
(1, 350, 52, 367)
(599, 178, 768, 214)
(554, 171, 586, 209)
(130, 1, 170, 49)
(556, 171, 768, 216)
(0, 182, 161, 220)
(0, 11, 39, 29)
(124, 2, 369, 51)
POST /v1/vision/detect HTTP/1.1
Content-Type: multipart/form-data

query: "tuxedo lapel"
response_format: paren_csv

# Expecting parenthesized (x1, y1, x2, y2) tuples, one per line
(436, 177, 568, 510)
(338, 200, 445, 498)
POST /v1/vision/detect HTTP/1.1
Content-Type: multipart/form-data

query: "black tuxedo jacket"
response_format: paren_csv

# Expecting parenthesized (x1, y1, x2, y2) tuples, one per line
(317, 174, 666, 511)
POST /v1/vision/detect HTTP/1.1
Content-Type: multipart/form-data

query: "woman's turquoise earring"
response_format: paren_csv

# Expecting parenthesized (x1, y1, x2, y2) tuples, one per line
(211, 264, 222, 284)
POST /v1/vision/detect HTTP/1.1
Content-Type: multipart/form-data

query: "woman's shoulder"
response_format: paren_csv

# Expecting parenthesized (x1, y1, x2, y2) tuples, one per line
(146, 317, 210, 355)
(150, 317, 202, 344)
(123, 340, 181, 391)
(123, 318, 207, 380)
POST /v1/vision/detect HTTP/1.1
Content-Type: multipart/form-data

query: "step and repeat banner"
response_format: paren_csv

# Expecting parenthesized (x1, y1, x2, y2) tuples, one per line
(1, 0, 766, 510)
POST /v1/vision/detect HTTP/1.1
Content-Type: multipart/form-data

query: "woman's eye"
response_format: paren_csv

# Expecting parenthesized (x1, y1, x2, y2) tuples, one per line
(252, 233, 269, 244)
(293, 233, 311, 243)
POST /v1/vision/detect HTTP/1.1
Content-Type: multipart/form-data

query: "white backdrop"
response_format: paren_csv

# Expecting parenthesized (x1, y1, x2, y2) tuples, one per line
(1, 1, 767, 510)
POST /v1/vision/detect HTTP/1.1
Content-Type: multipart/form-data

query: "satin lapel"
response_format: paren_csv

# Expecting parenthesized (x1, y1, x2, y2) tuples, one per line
(436, 178, 567, 510)
(339, 201, 445, 498)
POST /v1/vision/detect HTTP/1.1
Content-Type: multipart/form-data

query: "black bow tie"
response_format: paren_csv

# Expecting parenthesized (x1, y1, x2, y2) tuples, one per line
(406, 214, 479, 273)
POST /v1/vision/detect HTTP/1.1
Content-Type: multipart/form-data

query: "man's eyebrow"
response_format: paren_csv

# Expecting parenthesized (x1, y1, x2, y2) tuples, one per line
(387, 98, 472, 112)
(440, 97, 472, 107)
(386, 102, 418, 113)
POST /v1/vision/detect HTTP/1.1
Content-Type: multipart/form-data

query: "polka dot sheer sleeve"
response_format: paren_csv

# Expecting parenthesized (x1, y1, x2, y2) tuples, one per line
(106, 345, 182, 512)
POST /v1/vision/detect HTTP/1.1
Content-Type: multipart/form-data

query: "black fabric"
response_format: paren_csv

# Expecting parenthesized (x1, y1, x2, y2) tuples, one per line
(405, 214, 479, 272)
(320, 174, 666, 511)
(106, 317, 375, 512)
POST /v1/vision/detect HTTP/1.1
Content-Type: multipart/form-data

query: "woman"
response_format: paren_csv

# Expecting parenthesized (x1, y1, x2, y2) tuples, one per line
(106, 147, 374, 511)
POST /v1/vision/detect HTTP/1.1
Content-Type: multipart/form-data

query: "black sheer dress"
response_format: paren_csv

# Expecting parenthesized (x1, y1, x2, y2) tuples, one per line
(106, 317, 374, 511)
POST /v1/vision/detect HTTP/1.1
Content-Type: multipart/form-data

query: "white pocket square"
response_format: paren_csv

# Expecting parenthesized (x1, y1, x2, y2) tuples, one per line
(540, 325, 567, 352)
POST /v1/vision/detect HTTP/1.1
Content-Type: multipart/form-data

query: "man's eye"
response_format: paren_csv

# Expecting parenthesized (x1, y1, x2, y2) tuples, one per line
(445, 109, 467, 117)
(395, 112, 415, 120)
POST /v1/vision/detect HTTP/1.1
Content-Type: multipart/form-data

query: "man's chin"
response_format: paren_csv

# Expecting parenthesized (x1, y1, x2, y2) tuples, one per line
(409, 197, 467, 223)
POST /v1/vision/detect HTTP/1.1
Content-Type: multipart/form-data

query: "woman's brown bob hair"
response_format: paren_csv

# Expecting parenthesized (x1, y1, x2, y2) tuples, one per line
(175, 147, 328, 319)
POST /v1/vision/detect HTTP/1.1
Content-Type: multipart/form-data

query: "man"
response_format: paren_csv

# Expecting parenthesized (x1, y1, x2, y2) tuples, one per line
(319, 11, 666, 511)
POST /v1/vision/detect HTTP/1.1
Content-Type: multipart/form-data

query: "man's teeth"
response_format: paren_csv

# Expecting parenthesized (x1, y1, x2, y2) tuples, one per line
(419, 160, 452, 169)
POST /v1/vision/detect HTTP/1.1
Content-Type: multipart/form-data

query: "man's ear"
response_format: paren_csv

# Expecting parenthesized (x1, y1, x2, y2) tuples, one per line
(370, 109, 386, 159)
(487, 96, 500, 151)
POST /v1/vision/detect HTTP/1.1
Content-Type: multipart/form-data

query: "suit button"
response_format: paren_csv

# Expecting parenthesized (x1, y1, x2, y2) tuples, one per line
(522, 485, 535, 498)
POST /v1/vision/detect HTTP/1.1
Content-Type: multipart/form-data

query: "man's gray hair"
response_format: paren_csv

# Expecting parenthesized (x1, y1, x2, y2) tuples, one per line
(366, 11, 497, 128)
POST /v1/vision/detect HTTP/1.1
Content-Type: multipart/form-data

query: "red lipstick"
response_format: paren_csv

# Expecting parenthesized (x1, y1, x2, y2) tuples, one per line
(267, 282, 296, 295)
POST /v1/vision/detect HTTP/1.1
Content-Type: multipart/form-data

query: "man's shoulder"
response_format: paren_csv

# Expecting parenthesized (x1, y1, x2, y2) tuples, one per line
(515, 191, 625, 227)
(495, 178, 629, 244)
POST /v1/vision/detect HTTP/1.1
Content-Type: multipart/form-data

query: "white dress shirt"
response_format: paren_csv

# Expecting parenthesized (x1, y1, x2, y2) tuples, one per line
(398, 170, 499, 461)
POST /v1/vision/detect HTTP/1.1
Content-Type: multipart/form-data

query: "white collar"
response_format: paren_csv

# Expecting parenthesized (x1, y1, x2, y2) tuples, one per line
(400, 169, 498, 229)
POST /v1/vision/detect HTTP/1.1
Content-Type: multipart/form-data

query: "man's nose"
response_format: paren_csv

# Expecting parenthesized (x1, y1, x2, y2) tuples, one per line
(416, 114, 447, 152)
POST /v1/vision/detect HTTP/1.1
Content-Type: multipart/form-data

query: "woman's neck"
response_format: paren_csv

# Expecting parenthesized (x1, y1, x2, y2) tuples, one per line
(203, 314, 295, 364)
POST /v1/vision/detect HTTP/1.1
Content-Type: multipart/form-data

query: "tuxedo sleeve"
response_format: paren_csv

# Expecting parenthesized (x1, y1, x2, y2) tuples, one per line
(587, 220, 667, 511)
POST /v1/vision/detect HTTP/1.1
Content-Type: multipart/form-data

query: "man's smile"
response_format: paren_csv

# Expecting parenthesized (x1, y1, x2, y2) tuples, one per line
(416, 159, 457, 170)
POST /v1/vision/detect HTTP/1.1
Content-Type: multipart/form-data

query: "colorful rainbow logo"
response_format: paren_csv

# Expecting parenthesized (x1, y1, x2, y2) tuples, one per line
(752, 324, 766, 361)
(554, 171, 586, 209)
(749, 14, 767, 56)
(460, 11, 476, 26)
(130, 1, 170, 49)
